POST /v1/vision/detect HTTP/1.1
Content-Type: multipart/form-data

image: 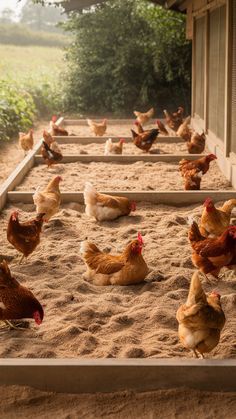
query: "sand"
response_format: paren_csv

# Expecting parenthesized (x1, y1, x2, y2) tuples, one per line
(1, 385, 236, 418)
(0, 200, 236, 359)
(16, 159, 231, 192)
(59, 140, 205, 155)
(1, 120, 236, 415)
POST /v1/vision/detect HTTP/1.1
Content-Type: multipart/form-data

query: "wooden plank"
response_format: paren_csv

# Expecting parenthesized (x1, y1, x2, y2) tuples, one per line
(35, 154, 205, 164)
(54, 136, 183, 144)
(0, 359, 235, 394)
(7, 190, 236, 206)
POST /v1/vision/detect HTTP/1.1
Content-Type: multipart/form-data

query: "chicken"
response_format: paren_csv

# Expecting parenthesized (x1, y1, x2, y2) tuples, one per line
(131, 128, 159, 152)
(199, 198, 236, 238)
(179, 154, 217, 175)
(84, 182, 136, 221)
(181, 168, 202, 190)
(156, 120, 169, 136)
(179, 154, 217, 190)
(163, 108, 183, 132)
(176, 271, 225, 358)
(87, 118, 107, 136)
(80, 233, 148, 286)
(176, 116, 192, 141)
(188, 221, 236, 278)
(187, 132, 206, 154)
(0, 260, 44, 329)
(133, 108, 154, 125)
(49, 116, 69, 136)
(7, 211, 45, 263)
(134, 121, 145, 134)
(41, 141, 63, 167)
(19, 129, 34, 155)
(43, 130, 54, 146)
(104, 138, 125, 155)
(33, 176, 62, 222)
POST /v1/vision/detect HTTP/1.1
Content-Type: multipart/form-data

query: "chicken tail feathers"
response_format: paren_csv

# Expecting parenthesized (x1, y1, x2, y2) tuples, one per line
(187, 271, 207, 306)
(83, 182, 98, 205)
(104, 138, 112, 155)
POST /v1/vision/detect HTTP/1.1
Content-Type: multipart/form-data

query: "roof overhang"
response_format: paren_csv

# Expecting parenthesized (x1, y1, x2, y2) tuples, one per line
(151, 0, 188, 12)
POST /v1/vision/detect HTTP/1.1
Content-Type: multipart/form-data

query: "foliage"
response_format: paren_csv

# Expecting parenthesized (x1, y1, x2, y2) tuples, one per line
(0, 80, 35, 141)
(62, 0, 191, 116)
(0, 44, 65, 141)
(0, 23, 68, 47)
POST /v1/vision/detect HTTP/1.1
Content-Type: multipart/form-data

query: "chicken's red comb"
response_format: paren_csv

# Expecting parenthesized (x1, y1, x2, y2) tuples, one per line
(134, 121, 140, 126)
(120, 138, 125, 143)
(211, 290, 221, 298)
(51, 115, 57, 122)
(137, 232, 144, 244)
(204, 197, 213, 206)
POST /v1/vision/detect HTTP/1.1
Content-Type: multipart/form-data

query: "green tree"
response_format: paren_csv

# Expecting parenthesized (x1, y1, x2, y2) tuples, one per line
(61, 0, 191, 116)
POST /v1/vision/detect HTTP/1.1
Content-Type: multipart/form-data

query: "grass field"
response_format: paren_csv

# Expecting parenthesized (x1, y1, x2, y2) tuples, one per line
(0, 44, 65, 82)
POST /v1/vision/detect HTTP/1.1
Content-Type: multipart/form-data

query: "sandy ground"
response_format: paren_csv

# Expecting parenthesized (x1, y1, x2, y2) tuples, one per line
(16, 159, 231, 192)
(0, 201, 236, 359)
(68, 121, 161, 138)
(0, 120, 49, 186)
(59, 140, 206, 155)
(1, 121, 236, 416)
(1, 385, 236, 419)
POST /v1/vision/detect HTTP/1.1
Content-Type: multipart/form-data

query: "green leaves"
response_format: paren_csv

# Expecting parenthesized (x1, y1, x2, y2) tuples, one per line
(62, 0, 191, 115)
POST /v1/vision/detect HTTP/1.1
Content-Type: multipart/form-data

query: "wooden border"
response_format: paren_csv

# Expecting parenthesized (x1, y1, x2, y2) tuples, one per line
(35, 154, 205, 164)
(8, 190, 236, 205)
(0, 359, 235, 394)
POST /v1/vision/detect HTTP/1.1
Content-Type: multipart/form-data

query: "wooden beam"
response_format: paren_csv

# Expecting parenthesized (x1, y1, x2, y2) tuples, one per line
(35, 154, 205, 164)
(7, 190, 236, 206)
(54, 136, 183, 144)
(0, 359, 236, 394)
(224, 0, 232, 157)
(192, 0, 226, 17)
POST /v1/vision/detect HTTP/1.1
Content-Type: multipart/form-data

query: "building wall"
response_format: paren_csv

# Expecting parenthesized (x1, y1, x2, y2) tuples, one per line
(187, 0, 236, 186)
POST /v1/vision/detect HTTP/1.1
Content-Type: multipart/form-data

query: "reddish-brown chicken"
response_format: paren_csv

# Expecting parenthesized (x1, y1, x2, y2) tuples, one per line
(188, 222, 236, 278)
(7, 211, 45, 263)
(156, 120, 169, 136)
(179, 154, 217, 175)
(187, 132, 206, 154)
(163, 107, 184, 132)
(0, 260, 44, 329)
(41, 141, 63, 167)
(199, 198, 236, 238)
(131, 128, 159, 152)
(176, 271, 225, 358)
(80, 233, 148, 286)
(176, 116, 192, 141)
(50, 116, 69, 136)
(43, 130, 54, 146)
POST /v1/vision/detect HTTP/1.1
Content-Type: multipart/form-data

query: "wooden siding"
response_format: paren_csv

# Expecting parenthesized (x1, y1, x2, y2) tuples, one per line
(208, 5, 226, 141)
(231, 0, 236, 153)
(194, 16, 205, 118)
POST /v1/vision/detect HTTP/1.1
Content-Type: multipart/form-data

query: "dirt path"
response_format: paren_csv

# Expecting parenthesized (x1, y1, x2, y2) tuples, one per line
(0, 119, 49, 185)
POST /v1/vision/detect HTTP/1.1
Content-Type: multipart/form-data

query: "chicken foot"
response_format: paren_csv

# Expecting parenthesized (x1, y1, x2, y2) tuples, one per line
(193, 349, 205, 359)
(0, 320, 26, 331)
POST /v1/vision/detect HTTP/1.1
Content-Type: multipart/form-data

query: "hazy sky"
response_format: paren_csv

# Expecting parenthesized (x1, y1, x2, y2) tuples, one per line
(0, 0, 27, 19)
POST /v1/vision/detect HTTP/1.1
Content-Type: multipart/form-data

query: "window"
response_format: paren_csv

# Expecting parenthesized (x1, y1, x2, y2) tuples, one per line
(208, 5, 226, 141)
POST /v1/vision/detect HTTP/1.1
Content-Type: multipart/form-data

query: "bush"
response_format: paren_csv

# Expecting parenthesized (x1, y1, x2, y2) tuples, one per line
(0, 78, 63, 141)
(62, 0, 191, 116)
(0, 80, 36, 140)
